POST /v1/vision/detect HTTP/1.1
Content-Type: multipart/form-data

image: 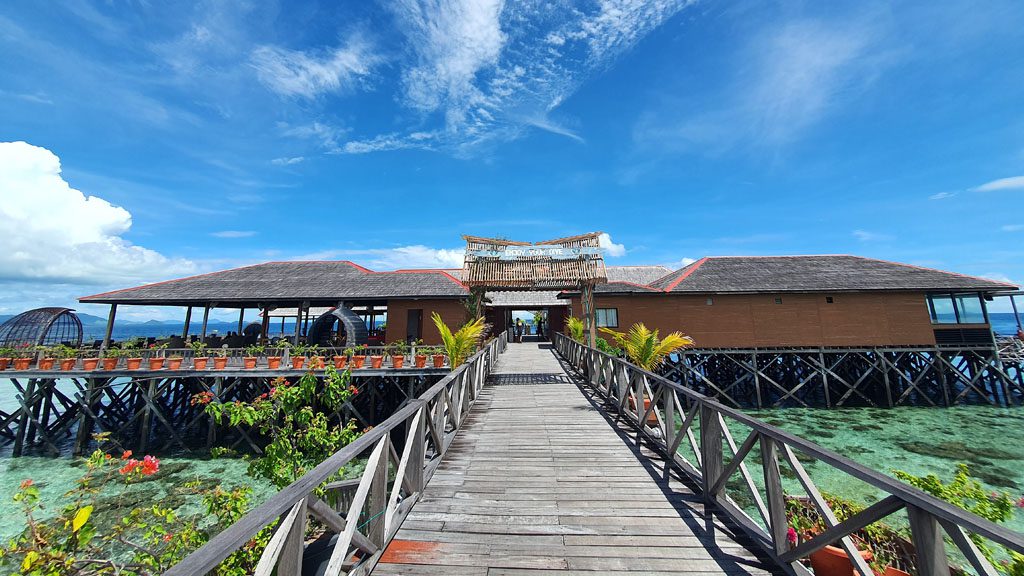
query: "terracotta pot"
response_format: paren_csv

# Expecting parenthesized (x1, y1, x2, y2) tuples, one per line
(213, 357, 228, 370)
(167, 358, 183, 370)
(415, 355, 427, 368)
(82, 358, 99, 370)
(391, 355, 405, 369)
(14, 358, 32, 370)
(0, 357, 9, 370)
(432, 354, 446, 368)
(267, 356, 281, 369)
(291, 356, 306, 369)
(883, 566, 911, 576)
(352, 355, 366, 368)
(809, 545, 872, 576)
(101, 357, 118, 370)
(39, 358, 56, 370)
(126, 358, 143, 370)
(60, 359, 77, 371)
(370, 355, 384, 369)
(243, 357, 257, 369)
(310, 356, 325, 369)
(148, 358, 165, 370)
(333, 356, 349, 369)
(193, 357, 209, 370)
(628, 396, 660, 425)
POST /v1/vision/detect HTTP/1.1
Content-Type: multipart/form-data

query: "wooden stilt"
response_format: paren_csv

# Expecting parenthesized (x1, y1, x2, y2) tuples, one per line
(201, 305, 211, 341)
(183, 306, 193, 338)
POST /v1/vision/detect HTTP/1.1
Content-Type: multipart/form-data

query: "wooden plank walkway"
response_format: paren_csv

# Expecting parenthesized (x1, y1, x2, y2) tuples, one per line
(372, 342, 779, 575)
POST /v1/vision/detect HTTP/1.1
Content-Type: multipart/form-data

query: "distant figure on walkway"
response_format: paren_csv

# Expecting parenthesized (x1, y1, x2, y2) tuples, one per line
(515, 319, 524, 343)
(536, 318, 545, 340)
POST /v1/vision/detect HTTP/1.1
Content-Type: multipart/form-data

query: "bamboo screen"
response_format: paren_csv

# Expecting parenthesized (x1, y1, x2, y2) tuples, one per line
(461, 233, 608, 289)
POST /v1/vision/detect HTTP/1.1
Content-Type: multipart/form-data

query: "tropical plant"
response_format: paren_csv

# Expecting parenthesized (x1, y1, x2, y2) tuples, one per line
(388, 340, 409, 358)
(342, 346, 355, 358)
(566, 317, 585, 342)
(244, 344, 265, 358)
(289, 342, 308, 357)
(599, 323, 693, 371)
(431, 312, 485, 368)
(188, 340, 208, 355)
(213, 346, 230, 358)
(53, 344, 79, 359)
(595, 337, 622, 356)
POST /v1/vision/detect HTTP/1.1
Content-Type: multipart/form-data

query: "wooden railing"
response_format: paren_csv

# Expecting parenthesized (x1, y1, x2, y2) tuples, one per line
(166, 332, 507, 576)
(554, 333, 1024, 576)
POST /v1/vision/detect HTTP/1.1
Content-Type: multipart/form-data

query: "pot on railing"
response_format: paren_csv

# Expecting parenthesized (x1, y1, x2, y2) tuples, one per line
(213, 357, 228, 370)
(148, 357, 165, 370)
(627, 395, 660, 426)
(13, 358, 32, 370)
(432, 354, 445, 368)
(809, 545, 872, 576)
(193, 357, 209, 370)
(333, 356, 348, 369)
(101, 357, 118, 370)
(415, 354, 427, 368)
(370, 355, 384, 369)
(391, 355, 404, 369)
(291, 356, 306, 370)
(82, 358, 99, 370)
(167, 357, 183, 370)
(126, 357, 142, 370)
(243, 356, 257, 369)
(267, 356, 282, 369)
(60, 358, 76, 371)
(0, 357, 10, 370)
(38, 357, 56, 370)
(310, 356, 326, 369)
(352, 355, 366, 369)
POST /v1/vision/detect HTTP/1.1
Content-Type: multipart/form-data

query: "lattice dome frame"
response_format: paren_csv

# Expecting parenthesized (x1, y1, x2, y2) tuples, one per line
(0, 307, 83, 349)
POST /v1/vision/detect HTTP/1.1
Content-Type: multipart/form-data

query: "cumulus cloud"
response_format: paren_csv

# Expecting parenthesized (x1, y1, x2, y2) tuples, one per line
(974, 176, 1024, 192)
(598, 233, 626, 257)
(251, 35, 379, 99)
(0, 141, 196, 284)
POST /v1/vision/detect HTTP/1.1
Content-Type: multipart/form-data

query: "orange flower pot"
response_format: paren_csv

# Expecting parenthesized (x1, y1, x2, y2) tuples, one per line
(39, 358, 56, 370)
(267, 356, 282, 369)
(352, 355, 366, 368)
(148, 358, 165, 370)
(333, 356, 348, 369)
(14, 358, 32, 370)
(415, 355, 427, 368)
(432, 355, 446, 368)
(809, 545, 872, 576)
(167, 358, 183, 370)
(243, 357, 257, 369)
(60, 359, 76, 371)
(310, 356, 326, 369)
(291, 356, 306, 369)
(82, 358, 99, 370)
(102, 358, 119, 370)
(0, 357, 10, 370)
(391, 355, 405, 369)
(213, 357, 227, 370)
(193, 357, 209, 370)
(126, 358, 143, 370)
(370, 355, 384, 369)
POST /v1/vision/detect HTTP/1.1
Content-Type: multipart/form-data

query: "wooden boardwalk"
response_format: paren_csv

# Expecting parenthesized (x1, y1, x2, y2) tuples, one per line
(373, 342, 779, 575)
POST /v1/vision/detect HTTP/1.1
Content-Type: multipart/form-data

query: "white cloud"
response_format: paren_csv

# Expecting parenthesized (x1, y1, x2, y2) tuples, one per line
(929, 191, 956, 200)
(251, 35, 379, 99)
(294, 245, 465, 270)
(210, 230, 256, 238)
(0, 141, 196, 285)
(680, 257, 697, 266)
(974, 176, 1024, 192)
(598, 233, 626, 257)
(852, 229, 892, 242)
(279, 121, 346, 153)
(270, 156, 304, 166)
(1001, 224, 1024, 232)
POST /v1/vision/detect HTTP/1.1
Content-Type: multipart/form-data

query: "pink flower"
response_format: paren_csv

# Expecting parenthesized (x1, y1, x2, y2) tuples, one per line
(119, 459, 141, 475)
(20, 479, 33, 489)
(786, 527, 798, 546)
(1016, 496, 1024, 508)
(141, 455, 160, 476)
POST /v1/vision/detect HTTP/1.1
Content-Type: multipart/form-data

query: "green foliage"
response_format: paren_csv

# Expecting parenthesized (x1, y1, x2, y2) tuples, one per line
(243, 344, 265, 358)
(201, 365, 361, 490)
(786, 492, 905, 571)
(431, 313, 485, 369)
(566, 317, 585, 342)
(53, 345, 78, 359)
(388, 340, 409, 357)
(0, 347, 15, 358)
(599, 323, 693, 371)
(187, 340, 207, 355)
(595, 337, 622, 356)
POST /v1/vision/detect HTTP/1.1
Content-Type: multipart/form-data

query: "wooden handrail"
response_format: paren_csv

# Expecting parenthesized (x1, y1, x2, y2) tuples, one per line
(166, 332, 507, 576)
(553, 333, 1023, 575)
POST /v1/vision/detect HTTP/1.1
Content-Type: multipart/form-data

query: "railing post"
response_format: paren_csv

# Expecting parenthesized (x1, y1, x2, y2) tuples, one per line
(760, 436, 789, 556)
(278, 497, 307, 576)
(408, 406, 426, 493)
(699, 403, 723, 503)
(907, 505, 947, 576)
(663, 387, 676, 451)
(368, 434, 389, 547)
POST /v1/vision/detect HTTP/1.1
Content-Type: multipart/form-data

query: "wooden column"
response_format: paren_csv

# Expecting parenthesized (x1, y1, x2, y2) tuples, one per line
(293, 303, 303, 344)
(260, 308, 270, 343)
(581, 283, 596, 347)
(1011, 295, 1022, 332)
(907, 505, 947, 576)
(182, 306, 192, 338)
(101, 304, 117, 350)
(200, 305, 211, 340)
(237, 307, 245, 333)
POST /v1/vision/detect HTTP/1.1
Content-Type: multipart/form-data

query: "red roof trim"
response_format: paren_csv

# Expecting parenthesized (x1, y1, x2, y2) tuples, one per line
(663, 258, 709, 292)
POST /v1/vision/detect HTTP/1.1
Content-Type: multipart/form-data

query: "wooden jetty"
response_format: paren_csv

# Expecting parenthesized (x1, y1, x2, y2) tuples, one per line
(167, 332, 1024, 575)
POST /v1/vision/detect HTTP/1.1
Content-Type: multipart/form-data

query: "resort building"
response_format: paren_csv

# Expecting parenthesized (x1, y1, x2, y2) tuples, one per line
(80, 254, 1014, 349)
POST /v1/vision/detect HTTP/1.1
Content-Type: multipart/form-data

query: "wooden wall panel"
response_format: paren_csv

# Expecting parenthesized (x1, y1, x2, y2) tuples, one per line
(385, 299, 468, 345)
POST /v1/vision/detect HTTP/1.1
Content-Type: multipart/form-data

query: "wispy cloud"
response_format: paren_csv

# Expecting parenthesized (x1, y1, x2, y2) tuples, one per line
(0, 89, 53, 105)
(1002, 224, 1024, 232)
(929, 191, 956, 200)
(852, 229, 893, 242)
(271, 156, 304, 166)
(974, 176, 1024, 192)
(279, 121, 346, 153)
(251, 34, 379, 99)
(210, 230, 257, 238)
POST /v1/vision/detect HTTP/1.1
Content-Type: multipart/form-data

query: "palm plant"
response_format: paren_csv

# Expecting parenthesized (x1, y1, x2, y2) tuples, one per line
(431, 312, 485, 368)
(566, 317, 585, 342)
(599, 323, 693, 371)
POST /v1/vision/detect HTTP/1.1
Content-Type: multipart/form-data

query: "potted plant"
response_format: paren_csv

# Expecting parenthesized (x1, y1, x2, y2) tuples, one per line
(213, 346, 229, 370)
(266, 346, 282, 370)
(123, 341, 143, 370)
(243, 344, 264, 369)
(389, 340, 408, 369)
(147, 342, 168, 370)
(429, 346, 446, 368)
(37, 346, 56, 370)
(352, 344, 367, 369)
(189, 340, 209, 370)
(431, 313, 486, 369)
(289, 343, 308, 369)
(166, 350, 184, 370)
(55, 345, 78, 371)
(99, 347, 120, 370)
(12, 344, 34, 370)
(0, 347, 12, 370)
(369, 345, 384, 369)
(81, 350, 99, 371)
(334, 347, 352, 370)
(308, 344, 325, 369)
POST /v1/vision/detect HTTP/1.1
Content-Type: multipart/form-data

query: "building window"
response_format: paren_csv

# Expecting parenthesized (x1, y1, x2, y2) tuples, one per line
(954, 294, 986, 324)
(927, 293, 986, 324)
(825, 296, 834, 304)
(595, 308, 618, 328)
(706, 297, 713, 305)
(774, 297, 783, 304)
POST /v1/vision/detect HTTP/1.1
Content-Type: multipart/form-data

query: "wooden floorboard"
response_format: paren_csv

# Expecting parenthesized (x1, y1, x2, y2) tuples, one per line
(372, 342, 780, 575)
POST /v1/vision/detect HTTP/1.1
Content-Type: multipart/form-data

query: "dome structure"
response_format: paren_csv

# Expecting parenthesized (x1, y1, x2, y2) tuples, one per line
(0, 307, 83, 349)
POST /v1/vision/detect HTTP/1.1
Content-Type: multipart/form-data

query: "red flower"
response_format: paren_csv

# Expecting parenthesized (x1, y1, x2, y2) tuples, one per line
(20, 479, 33, 489)
(786, 527, 798, 546)
(348, 385, 359, 395)
(162, 533, 173, 543)
(1016, 496, 1024, 508)
(119, 459, 141, 475)
(141, 455, 160, 476)
(121, 450, 133, 460)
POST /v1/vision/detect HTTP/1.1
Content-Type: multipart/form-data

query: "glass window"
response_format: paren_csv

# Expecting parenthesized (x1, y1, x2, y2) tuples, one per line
(928, 294, 957, 324)
(954, 294, 985, 324)
(595, 308, 618, 328)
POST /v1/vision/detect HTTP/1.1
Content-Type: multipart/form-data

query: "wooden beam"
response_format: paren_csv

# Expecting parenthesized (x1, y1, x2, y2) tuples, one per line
(182, 306, 192, 339)
(101, 304, 117, 350)
(200, 305, 211, 340)
(237, 307, 245, 334)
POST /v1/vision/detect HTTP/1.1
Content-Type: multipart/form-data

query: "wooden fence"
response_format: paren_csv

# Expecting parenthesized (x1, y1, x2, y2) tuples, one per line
(555, 333, 1024, 576)
(165, 331, 508, 576)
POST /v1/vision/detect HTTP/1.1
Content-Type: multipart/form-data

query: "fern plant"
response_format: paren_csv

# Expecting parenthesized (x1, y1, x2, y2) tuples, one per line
(431, 312, 485, 368)
(599, 323, 693, 371)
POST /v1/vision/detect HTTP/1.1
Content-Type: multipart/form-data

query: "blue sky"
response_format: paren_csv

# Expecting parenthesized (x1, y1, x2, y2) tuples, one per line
(1, 0, 1023, 319)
